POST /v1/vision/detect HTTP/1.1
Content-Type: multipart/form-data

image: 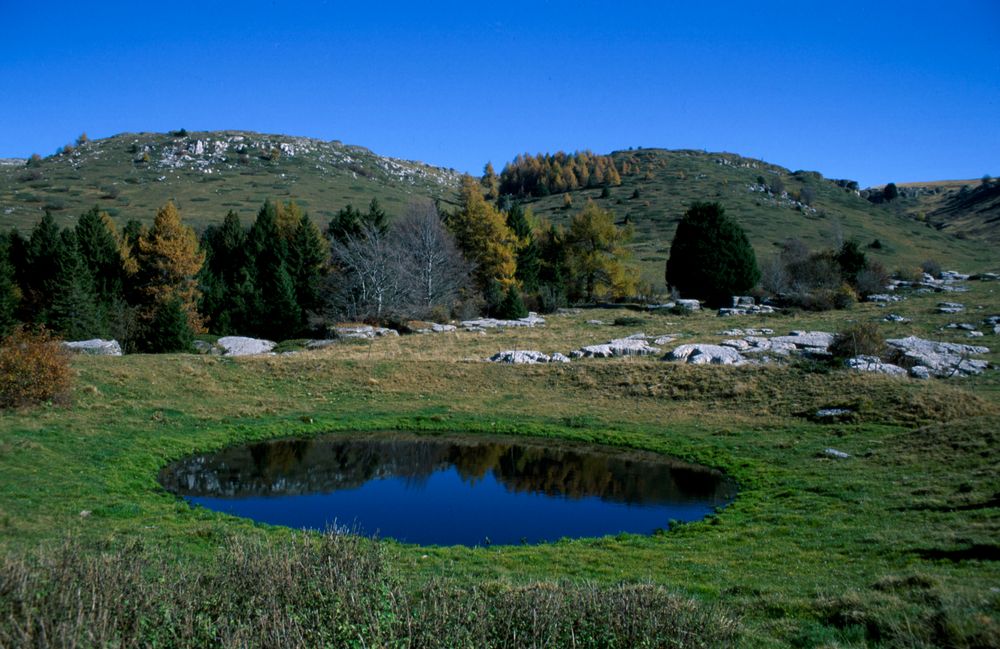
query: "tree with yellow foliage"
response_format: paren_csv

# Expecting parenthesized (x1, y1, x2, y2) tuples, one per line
(135, 201, 205, 337)
(449, 176, 517, 294)
(564, 200, 637, 302)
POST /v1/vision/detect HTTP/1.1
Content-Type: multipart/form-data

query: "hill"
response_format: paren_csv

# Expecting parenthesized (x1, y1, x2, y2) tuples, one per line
(1, 135, 995, 292)
(874, 178, 1000, 243)
(0, 130, 461, 232)
(514, 149, 997, 285)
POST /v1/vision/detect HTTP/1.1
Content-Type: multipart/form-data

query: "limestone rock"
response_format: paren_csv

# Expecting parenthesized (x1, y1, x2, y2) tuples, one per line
(867, 294, 903, 303)
(909, 365, 932, 380)
(770, 330, 835, 352)
(717, 304, 775, 316)
(63, 339, 122, 356)
(845, 355, 907, 376)
(489, 350, 551, 364)
(571, 336, 662, 358)
(937, 302, 965, 314)
(332, 325, 398, 339)
(814, 408, 854, 421)
(883, 313, 911, 323)
(666, 343, 746, 365)
(549, 352, 571, 363)
(675, 299, 701, 312)
(885, 335, 990, 377)
(217, 336, 276, 356)
(822, 448, 851, 459)
(461, 313, 545, 330)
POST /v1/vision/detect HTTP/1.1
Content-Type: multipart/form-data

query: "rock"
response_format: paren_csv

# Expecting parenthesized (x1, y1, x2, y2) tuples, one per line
(883, 313, 911, 323)
(974, 272, 1000, 281)
(646, 302, 676, 311)
(461, 313, 545, 330)
(994, 325, 1000, 336)
(947, 323, 977, 331)
(666, 343, 746, 365)
(721, 328, 773, 337)
(571, 336, 662, 358)
(909, 365, 932, 380)
(814, 408, 854, 421)
(717, 304, 775, 316)
(938, 302, 965, 314)
(550, 352, 571, 363)
(867, 294, 903, 303)
(822, 448, 851, 459)
(332, 325, 398, 339)
(885, 335, 990, 377)
(586, 319, 605, 325)
(555, 308, 581, 315)
(653, 335, 677, 346)
(845, 355, 907, 376)
(489, 350, 551, 364)
(217, 336, 276, 356)
(731, 296, 755, 307)
(192, 340, 222, 355)
(675, 299, 701, 312)
(940, 270, 970, 281)
(304, 339, 339, 350)
(968, 331, 984, 338)
(431, 323, 456, 333)
(770, 331, 835, 351)
(62, 339, 122, 356)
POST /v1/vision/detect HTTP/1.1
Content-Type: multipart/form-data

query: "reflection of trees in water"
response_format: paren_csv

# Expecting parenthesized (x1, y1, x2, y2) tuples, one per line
(162, 436, 732, 505)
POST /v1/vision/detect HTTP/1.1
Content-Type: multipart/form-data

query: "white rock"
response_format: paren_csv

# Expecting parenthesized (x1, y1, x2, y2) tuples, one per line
(675, 299, 701, 312)
(770, 331, 835, 351)
(938, 302, 965, 314)
(823, 448, 851, 459)
(867, 294, 903, 303)
(909, 366, 932, 380)
(653, 335, 677, 346)
(845, 355, 907, 376)
(885, 336, 990, 377)
(571, 337, 662, 358)
(549, 352, 571, 363)
(666, 343, 746, 365)
(489, 350, 550, 364)
(217, 336, 276, 356)
(883, 314, 911, 323)
(815, 408, 853, 419)
(461, 313, 545, 330)
(63, 339, 122, 356)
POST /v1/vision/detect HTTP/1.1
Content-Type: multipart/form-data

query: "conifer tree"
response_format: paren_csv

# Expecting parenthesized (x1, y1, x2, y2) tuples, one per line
(247, 201, 299, 339)
(481, 162, 499, 200)
(22, 211, 63, 324)
(135, 201, 206, 335)
(449, 176, 517, 295)
(496, 283, 528, 319)
(565, 201, 637, 302)
(144, 296, 194, 353)
(505, 203, 540, 293)
(49, 230, 101, 340)
(75, 207, 127, 309)
(0, 235, 19, 336)
(287, 212, 328, 327)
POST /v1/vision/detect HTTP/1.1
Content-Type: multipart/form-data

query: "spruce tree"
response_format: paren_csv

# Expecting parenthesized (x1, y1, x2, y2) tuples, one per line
(496, 284, 528, 319)
(49, 230, 101, 340)
(287, 212, 328, 328)
(506, 203, 540, 293)
(23, 211, 64, 324)
(144, 297, 194, 353)
(247, 201, 299, 339)
(665, 202, 760, 307)
(75, 206, 126, 308)
(0, 235, 19, 336)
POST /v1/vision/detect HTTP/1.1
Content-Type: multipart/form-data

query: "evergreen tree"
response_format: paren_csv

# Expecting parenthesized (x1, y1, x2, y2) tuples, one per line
(506, 203, 540, 293)
(144, 297, 194, 353)
(496, 283, 528, 319)
(75, 206, 126, 308)
(665, 202, 760, 307)
(199, 210, 253, 334)
(835, 240, 867, 285)
(327, 204, 366, 244)
(49, 230, 101, 340)
(22, 211, 63, 324)
(0, 235, 19, 336)
(287, 212, 328, 328)
(538, 223, 569, 305)
(247, 201, 299, 339)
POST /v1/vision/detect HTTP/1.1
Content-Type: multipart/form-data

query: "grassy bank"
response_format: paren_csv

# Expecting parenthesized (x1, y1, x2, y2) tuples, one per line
(1, 283, 999, 647)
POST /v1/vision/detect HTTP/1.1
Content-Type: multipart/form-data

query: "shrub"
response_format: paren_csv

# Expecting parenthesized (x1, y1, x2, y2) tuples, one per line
(829, 322, 885, 360)
(920, 258, 942, 278)
(0, 326, 72, 409)
(854, 261, 890, 298)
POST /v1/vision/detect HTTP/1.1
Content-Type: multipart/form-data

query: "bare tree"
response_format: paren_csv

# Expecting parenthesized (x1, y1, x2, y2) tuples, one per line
(327, 222, 406, 321)
(393, 200, 471, 318)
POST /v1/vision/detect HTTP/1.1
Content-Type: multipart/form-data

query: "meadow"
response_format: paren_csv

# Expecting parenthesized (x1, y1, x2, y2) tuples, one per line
(1, 278, 998, 647)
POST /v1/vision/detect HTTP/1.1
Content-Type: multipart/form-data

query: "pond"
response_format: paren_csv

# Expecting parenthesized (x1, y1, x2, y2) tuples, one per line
(159, 432, 736, 546)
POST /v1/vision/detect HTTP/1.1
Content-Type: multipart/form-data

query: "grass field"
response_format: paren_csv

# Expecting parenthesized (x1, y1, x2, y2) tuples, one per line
(1, 278, 998, 647)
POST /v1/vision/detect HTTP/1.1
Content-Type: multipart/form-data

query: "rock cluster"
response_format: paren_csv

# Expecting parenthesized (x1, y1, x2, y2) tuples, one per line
(489, 350, 570, 364)
(667, 344, 746, 365)
(461, 313, 545, 331)
(885, 336, 990, 377)
(217, 336, 276, 356)
(331, 325, 399, 339)
(570, 334, 664, 358)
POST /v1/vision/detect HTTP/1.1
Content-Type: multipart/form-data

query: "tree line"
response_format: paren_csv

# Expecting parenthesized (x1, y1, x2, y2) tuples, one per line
(0, 176, 639, 351)
(494, 151, 623, 198)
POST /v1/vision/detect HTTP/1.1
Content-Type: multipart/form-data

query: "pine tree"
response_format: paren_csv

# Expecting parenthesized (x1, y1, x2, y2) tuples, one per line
(287, 212, 328, 328)
(327, 204, 365, 244)
(496, 283, 528, 319)
(0, 235, 19, 336)
(49, 230, 101, 340)
(665, 202, 760, 307)
(75, 206, 127, 308)
(135, 201, 206, 336)
(247, 201, 299, 339)
(449, 176, 517, 295)
(22, 211, 64, 324)
(144, 297, 194, 353)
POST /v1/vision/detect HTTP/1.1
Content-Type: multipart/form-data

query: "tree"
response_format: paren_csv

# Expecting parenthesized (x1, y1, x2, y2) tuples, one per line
(835, 240, 867, 285)
(247, 201, 299, 339)
(287, 211, 329, 328)
(134, 201, 206, 337)
(48, 230, 101, 340)
(0, 234, 19, 336)
(665, 202, 760, 307)
(564, 201, 637, 302)
(21, 211, 63, 324)
(505, 203, 540, 294)
(75, 207, 127, 309)
(326, 199, 388, 245)
(144, 296, 194, 353)
(448, 176, 517, 294)
(495, 283, 528, 319)
(393, 200, 470, 318)
(883, 182, 899, 202)
(481, 162, 499, 201)
(327, 221, 405, 321)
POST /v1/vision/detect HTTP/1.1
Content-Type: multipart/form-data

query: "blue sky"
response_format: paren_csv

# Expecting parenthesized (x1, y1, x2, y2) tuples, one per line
(1, 0, 997, 186)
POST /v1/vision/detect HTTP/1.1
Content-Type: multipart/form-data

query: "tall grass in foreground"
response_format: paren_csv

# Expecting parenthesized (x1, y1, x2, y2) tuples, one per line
(0, 532, 739, 648)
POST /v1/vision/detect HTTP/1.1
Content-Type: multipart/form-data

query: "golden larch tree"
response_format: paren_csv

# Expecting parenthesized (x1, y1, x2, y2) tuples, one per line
(449, 176, 517, 292)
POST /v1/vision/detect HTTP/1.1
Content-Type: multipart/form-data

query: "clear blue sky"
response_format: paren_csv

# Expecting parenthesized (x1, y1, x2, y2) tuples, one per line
(1, 0, 997, 186)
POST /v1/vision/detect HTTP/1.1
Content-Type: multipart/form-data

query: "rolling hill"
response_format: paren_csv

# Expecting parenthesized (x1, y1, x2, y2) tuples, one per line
(1, 133, 995, 290)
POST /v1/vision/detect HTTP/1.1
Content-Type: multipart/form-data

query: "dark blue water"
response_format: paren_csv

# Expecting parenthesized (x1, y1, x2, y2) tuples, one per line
(161, 433, 735, 546)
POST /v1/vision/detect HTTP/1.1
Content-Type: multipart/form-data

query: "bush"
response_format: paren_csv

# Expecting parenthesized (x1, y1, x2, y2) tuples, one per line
(920, 259, 942, 278)
(854, 261, 890, 298)
(0, 326, 72, 409)
(665, 202, 760, 307)
(829, 322, 885, 360)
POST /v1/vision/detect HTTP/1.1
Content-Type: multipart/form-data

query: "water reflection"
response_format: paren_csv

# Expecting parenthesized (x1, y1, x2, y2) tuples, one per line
(160, 433, 736, 546)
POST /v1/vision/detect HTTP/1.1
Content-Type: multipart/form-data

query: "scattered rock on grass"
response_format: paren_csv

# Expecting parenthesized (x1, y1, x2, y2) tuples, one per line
(822, 448, 851, 459)
(62, 339, 122, 356)
(489, 350, 553, 364)
(461, 313, 545, 330)
(217, 336, 276, 356)
(845, 355, 907, 376)
(938, 302, 965, 314)
(666, 343, 746, 365)
(885, 336, 990, 377)
(571, 335, 662, 358)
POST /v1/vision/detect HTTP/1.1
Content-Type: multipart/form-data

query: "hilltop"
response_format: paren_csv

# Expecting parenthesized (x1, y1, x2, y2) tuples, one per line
(0, 130, 461, 232)
(1, 134, 995, 291)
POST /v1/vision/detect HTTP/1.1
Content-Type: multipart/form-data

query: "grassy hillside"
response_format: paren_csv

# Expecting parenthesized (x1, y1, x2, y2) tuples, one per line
(887, 178, 1000, 243)
(0, 130, 461, 232)
(518, 149, 997, 287)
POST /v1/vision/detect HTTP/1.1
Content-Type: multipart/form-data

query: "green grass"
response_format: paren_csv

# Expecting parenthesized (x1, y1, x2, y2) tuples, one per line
(1, 282, 999, 646)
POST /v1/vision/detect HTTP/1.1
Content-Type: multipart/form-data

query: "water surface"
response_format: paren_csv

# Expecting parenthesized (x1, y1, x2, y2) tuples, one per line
(160, 433, 736, 546)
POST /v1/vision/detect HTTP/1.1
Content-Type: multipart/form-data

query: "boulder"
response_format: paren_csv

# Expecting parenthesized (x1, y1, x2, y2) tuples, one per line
(63, 339, 122, 356)
(937, 302, 965, 314)
(217, 336, 276, 356)
(305, 339, 338, 350)
(909, 366, 932, 380)
(867, 294, 903, 303)
(885, 335, 990, 377)
(814, 408, 854, 421)
(332, 324, 399, 339)
(571, 335, 662, 358)
(666, 343, 746, 365)
(731, 295, 755, 307)
(461, 313, 545, 330)
(770, 330, 835, 352)
(550, 352, 572, 363)
(675, 299, 701, 312)
(822, 448, 851, 459)
(845, 355, 907, 376)
(883, 313, 911, 323)
(717, 304, 775, 316)
(489, 350, 551, 364)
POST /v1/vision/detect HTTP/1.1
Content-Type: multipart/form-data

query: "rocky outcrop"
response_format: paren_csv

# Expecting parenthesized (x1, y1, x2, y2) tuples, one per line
(570, 334, 663, 358)
(331, 325, 399, 339)
(461, 313, 545, 331)
(885, 336, 990, 377)
(769, 331, 835, 353)
(489, 350, 570, 364)
(937, 302, 965, 314)
(217, 336, 276, 356)
(63, 339, 122, 356)
(717, 304, 775, 316)
(666, 343, 746, 365)
(845, 355, 907, 376)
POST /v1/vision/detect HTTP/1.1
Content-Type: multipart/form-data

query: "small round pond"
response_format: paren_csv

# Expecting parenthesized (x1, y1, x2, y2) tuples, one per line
(160, 432, 736, 546)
